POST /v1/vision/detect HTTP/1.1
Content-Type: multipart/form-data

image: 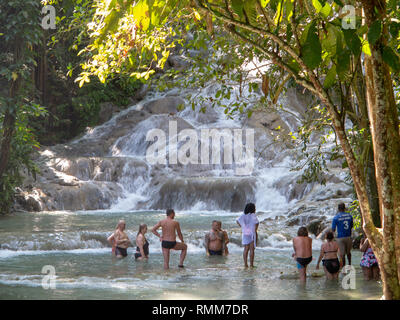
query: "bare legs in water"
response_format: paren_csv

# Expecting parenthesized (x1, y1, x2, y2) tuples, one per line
(162, 242, 187, 269)
(243, 242, 255, 268)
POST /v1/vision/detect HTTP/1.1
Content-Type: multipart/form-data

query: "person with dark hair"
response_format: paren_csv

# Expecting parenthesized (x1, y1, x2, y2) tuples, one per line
(107, 220, 131, 258)
(244, 203, 256, 214)
(360, 235, 380, 280)
(152, 209, 187, 269)
(316, 231, 342, 280)
(236, 203, 259, 268)
(135, 224, 149, 261)
(292, 227, 313, 282)
(332, 203, 353, 266)
(204, 220, 226, 256)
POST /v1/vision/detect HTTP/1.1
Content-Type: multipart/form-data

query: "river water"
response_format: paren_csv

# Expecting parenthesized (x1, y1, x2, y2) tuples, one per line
(0, 209, 382, 299)
(0, 74, 383, 299)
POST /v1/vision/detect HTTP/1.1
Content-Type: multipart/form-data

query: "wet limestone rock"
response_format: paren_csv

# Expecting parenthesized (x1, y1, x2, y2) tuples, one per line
(306, 217, 328, 236)
(98, 102, 120, 124)
(142, 96, 185, 114)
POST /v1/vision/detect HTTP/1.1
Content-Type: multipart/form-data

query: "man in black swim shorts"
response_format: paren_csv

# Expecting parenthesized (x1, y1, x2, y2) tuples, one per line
(296, 256, 312, 268)
(152, 209, 187, 269)
(162, 240, 177, 249)
(292, 227, 313, 282)
(208, 249, 223, 255)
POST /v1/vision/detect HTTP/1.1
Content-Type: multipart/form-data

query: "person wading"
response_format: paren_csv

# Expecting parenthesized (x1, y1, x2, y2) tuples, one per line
(152, 209, 187, 269)
(107, 220, 131, 258)
(205, 220, 226, 256)
(316, 231, 342, 280)
(332, 203, 353, 266)
(236, 203, 259, 268)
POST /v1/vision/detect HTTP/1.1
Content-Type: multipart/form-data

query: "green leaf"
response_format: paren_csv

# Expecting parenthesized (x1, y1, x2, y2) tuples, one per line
(260, 0, 270, 7)
(300, 22, 312, 45)
(244, 0, 258, 25)
(131, 0, 151, 31)
(311, 0, 322, 12)
(382, 46, 400, 73)
(274, 0, 283, 25)
(362, 40, 371, 56)
(301, 21, 322, 69)
(285, 0, 294, 21)
(107, 0, 117, 10)
(322, 24, 338, 56)
(287, 59, 301, 74)
(336, 49, 350, 81)
(320, 3, 331, 18)
(323, 65, 337, 89)
(193, 9, 201, 20)
(231, 0, 244, 18)
(367, 20, 382, 46)
(286, 23, 292, 42)
(356, 24, 368, 36)
(343, 29, 361, 56)
(96, 9, 121, 44)
(389, 22, 400, 39)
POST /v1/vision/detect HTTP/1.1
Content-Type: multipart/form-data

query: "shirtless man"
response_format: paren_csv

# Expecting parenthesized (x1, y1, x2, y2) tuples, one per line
(292, 226, 313, 283)
(217, 221, 229, 256)
(152, 209, 187, 269)
(205, 221, 226, 256)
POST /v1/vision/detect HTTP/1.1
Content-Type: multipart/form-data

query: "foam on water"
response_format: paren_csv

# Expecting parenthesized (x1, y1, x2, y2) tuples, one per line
(0, 248, 108, 259)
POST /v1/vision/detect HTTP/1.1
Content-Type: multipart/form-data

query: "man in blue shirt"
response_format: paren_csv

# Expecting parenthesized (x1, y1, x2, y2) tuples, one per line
(332, 203, 353, 266)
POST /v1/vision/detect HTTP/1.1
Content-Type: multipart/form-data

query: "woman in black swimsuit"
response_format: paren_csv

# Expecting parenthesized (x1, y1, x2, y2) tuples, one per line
(135, 224, 149, 260)
(107, 220, 131, 258)
(316, 231, 342, 280)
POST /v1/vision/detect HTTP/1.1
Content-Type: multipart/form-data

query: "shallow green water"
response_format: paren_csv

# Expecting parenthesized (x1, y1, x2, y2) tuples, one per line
(0, 210, 382, 300)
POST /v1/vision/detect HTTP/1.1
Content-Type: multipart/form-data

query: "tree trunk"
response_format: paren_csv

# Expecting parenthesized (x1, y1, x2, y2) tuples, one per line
(352, 58, 381, 227)
(362, 0, 400, 300)
(0, 110, 17, 179)
(0, 40, 22, 213)
(365, 149, 381, 227)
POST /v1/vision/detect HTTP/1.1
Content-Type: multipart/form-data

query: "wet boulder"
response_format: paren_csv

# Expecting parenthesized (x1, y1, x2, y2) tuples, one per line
(98, 102, 120, 124)
(306, 217, 328, 236)
(143, 96, 185, 114)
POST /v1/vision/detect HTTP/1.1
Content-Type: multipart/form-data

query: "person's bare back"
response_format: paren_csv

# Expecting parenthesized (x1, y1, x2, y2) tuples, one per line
(152, 209, 187, 269)
(293, 236, 312, 258)
(160, 218, 179, 241)
(292, 227, 313, 283)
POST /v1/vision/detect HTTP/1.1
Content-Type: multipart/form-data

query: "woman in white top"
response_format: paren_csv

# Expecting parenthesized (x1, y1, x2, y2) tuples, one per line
(236, 203, 259, 268)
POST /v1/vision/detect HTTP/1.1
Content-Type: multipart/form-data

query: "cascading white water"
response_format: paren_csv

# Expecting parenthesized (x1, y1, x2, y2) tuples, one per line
(93, 80, 303, 215)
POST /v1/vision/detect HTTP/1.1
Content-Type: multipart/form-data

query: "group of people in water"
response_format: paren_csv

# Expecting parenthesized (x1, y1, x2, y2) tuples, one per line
(107, 202, 380, 282)
(292, 203, 380, 282)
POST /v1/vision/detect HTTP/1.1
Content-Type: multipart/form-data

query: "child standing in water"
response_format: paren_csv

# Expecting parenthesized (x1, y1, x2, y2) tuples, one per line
(236, 203, 259, 268)
(292, 227, 313, 282)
